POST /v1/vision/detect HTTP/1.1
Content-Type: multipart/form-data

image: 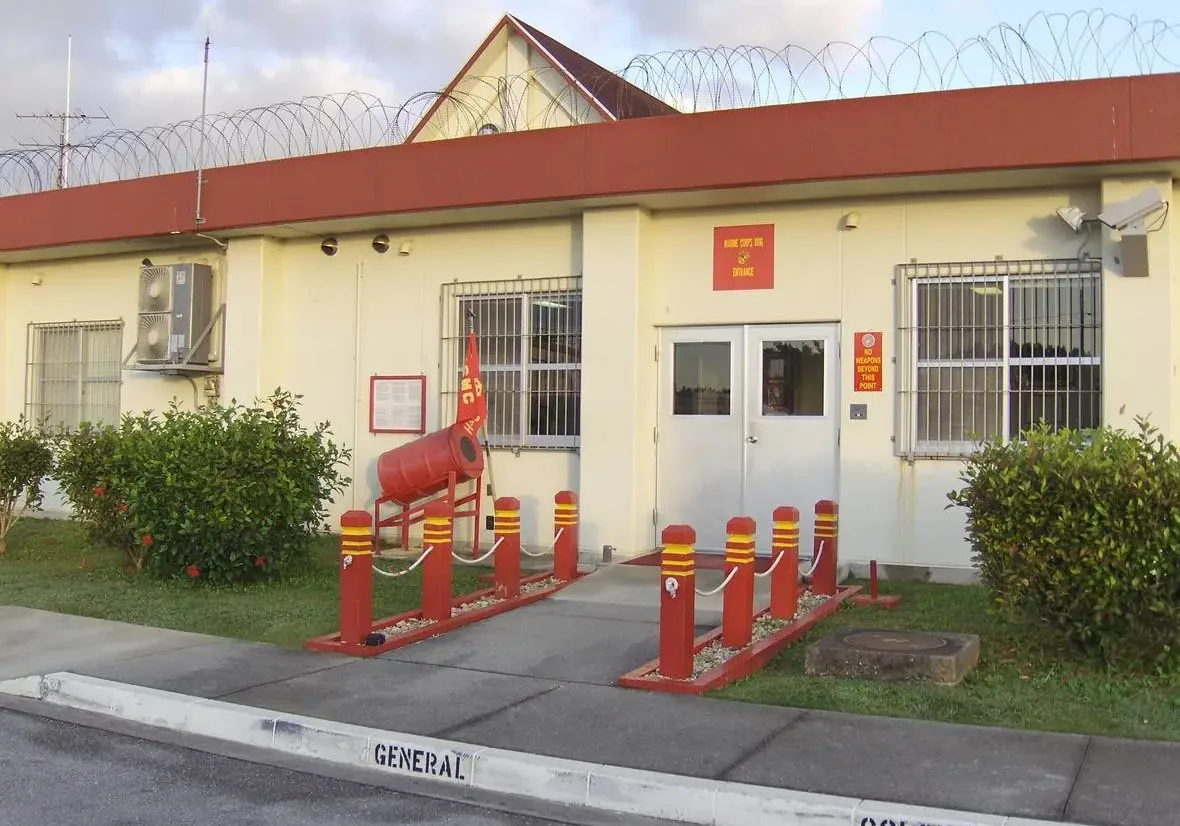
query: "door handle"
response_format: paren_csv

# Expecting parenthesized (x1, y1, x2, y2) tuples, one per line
(746, 435, 758, 444)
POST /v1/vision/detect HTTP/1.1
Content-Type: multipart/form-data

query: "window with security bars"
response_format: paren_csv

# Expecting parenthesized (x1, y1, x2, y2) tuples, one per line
(440, 277, 582, 450)
(25, 320, 124, 433)
(895, 259, 1102, 458)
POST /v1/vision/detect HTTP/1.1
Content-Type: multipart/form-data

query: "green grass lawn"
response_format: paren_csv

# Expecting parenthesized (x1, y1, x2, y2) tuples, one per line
(0, 517, 488, 648)
(712, 580, 1180, 741)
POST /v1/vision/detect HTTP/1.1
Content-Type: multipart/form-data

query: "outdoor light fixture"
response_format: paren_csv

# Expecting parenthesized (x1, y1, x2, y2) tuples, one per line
(1055, 206, 1089, 233)
(1055, 187, 1167, 234)
(320, 237, 339, 256)
(372, 234, 391, 254)
(397, 240, 413, 256)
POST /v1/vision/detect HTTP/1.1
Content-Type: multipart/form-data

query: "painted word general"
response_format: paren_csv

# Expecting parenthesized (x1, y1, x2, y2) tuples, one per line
(373, 741, 469, 781)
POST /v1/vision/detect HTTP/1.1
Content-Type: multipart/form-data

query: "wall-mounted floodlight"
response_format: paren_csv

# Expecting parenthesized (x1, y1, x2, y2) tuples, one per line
(1055, 206, 1089, 233)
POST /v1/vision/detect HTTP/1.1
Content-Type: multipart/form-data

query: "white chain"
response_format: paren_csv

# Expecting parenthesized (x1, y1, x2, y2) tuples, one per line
(753, 550, 786, 579)
(522, 527, 562, 558)
(694, 565, 738, 597)
(452, 536, 503, 565)
(372, 545, 433, 578)
(802, 539, 826, 578)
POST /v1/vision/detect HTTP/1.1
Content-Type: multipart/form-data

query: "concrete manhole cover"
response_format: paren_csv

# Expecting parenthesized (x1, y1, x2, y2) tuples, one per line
(842, 630, 950, 652)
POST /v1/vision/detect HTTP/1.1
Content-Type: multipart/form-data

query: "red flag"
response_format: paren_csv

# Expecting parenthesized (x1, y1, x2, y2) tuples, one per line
(457, 330, 487, 438)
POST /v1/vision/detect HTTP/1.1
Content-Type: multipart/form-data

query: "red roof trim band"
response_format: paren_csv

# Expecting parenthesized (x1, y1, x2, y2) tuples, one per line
(1, 73, 1179, 254)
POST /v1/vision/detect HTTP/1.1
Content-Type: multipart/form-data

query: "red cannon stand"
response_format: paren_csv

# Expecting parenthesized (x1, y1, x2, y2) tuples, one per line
(373, 422, 485, 557)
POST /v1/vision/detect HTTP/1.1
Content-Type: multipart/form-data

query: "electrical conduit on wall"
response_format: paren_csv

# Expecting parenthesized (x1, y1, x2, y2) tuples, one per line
(352, 261, 364, 510)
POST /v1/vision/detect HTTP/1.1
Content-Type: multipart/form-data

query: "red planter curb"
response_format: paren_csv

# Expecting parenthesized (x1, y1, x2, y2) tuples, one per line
(306, 571, 582, 657)
(617, 585, 861, 695)
(849, 593, 904, 610)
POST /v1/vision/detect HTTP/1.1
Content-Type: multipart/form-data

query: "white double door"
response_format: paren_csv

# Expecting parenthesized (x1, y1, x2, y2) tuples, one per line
(655, 324, 840, 554)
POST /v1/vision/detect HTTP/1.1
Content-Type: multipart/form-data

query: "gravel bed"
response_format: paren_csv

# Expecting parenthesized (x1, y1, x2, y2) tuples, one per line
(375, 576, 565, 637)
(655, 590, 832, 681)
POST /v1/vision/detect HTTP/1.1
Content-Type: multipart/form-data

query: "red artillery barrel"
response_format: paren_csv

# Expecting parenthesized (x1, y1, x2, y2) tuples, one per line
(375, 422, 485, 504)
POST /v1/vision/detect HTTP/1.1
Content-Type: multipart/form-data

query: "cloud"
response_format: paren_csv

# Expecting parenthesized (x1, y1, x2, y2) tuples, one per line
(615, 0, 885, 50)
(0, 0, 886, 188)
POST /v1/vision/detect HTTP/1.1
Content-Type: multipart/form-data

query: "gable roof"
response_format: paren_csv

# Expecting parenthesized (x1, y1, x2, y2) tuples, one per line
(508, 16, 680, 120)
(404, 13, 678, 142)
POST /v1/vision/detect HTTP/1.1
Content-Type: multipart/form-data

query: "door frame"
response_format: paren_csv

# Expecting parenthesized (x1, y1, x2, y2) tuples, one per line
(653, 321, 842, 547)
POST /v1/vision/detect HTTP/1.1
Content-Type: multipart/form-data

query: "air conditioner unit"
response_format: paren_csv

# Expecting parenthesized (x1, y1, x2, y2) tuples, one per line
(135, 263, 215, 365)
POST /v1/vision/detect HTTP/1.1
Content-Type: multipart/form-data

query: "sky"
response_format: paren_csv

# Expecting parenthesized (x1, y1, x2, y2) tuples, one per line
(0, 1, 1175, 166)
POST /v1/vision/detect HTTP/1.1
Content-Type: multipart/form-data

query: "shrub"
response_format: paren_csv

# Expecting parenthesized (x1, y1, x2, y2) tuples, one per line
(0, 416, 56, 556)
(55, 390, 351, 582)
(55, 421, 141, 566)
(948, 418, 1180, 672)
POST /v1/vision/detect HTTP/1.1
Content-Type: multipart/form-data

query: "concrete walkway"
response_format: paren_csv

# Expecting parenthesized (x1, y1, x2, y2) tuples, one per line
(1, 571, 1176, 826)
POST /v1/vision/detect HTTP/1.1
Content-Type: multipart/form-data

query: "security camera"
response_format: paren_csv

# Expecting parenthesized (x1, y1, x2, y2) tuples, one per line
(320, 237, 339, 256)
(372, 234, 391, 254)
(141, 257, 153, 267)
(1097, 187, 1166, 232)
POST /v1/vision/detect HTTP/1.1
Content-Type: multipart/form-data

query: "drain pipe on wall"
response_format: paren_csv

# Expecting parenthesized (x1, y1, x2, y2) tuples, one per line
(350, 260, 364, 510)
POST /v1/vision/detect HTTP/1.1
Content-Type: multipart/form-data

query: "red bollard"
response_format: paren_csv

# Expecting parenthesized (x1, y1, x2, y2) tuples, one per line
(339, 510, 375, 648)
(493, 497, 521, 600)
(421, 500, 454, 622)
(722, 516, 757, 649)
(554, 491, 579, 581)
(659, 525, 697, 680)
(770, 506, 800, 620)
(850, 559, 904, 609)
(811, 500, 839, 596)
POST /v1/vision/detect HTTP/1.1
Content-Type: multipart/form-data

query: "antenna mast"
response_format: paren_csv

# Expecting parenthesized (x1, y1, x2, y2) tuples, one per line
(15, 34, 110, 189)
(195, 36, 211, 226)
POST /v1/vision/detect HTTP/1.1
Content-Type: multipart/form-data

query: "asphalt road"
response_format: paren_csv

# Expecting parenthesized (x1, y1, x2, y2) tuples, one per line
(0, 707, 635, 826)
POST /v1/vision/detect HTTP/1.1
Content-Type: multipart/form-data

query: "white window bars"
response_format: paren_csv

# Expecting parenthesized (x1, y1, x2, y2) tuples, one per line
(894, 258, 1102, 459)
(440, 277, 583, 451)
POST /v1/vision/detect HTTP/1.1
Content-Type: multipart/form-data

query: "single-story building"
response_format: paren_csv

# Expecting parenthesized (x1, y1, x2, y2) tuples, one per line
(2, 14, 1179, 580)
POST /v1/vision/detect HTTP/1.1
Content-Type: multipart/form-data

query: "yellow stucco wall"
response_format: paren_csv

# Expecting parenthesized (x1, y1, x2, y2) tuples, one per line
(228, 219, 582, 549)
(4, 176, 1176, 571)
(1, 249, 225, 511)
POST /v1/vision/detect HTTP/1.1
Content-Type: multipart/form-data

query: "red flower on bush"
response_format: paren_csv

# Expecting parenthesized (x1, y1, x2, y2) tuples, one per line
(254, 556, 266, 568)
(186, 565, 200, 578)
(93, 485, 106, 497)
(118, 502, 129, 513)
(141, 534, 154, 547)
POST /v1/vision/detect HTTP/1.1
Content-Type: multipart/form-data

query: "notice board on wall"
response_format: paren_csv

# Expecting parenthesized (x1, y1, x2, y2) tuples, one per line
(369, 375, 427, 434)
(853, 332, 884, 392)
(712, 224, 775, 291)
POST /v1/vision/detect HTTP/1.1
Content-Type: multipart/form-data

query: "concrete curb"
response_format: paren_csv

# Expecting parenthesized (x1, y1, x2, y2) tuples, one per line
(1, 672, 1086, 826)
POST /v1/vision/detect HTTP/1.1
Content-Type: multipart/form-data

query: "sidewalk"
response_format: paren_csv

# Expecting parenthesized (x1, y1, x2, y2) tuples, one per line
(1, 570, 1176, 826)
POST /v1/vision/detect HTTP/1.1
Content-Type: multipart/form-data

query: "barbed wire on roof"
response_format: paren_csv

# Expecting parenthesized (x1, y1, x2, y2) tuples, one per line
(2, 9, 1178, 196)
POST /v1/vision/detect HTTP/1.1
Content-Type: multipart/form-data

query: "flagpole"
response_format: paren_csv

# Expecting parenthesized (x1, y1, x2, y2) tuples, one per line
(467, 309, 498, 522)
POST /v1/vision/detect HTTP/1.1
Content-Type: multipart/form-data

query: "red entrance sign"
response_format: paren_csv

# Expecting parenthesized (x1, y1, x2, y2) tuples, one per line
(713, 224, 775, 291)
(853, 331, 884, 392)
